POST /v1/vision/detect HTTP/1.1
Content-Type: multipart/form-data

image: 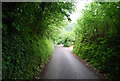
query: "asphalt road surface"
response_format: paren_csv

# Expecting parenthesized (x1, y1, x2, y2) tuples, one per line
(43, 45, 99, 79)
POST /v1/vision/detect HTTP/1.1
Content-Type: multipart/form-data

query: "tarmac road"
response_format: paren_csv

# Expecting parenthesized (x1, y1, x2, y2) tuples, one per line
(43, 45, 99, 79)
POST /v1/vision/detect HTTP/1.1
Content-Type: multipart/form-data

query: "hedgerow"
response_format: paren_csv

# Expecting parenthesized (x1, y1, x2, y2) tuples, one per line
(73, 2, 120, 81)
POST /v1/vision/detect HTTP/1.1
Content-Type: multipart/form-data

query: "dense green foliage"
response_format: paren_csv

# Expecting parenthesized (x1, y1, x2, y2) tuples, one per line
(2, 2, 74, 79)
(56, 31, 75, 45)
(64, 41, 71, 47)
(56, 24, 75, 46)
(73, 2, 120, 81)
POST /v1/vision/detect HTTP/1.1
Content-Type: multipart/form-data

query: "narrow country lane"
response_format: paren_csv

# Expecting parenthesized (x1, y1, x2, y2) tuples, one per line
(43, 45, 99, 79)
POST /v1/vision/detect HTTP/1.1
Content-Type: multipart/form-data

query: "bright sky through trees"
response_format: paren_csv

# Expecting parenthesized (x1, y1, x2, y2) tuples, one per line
(70, 1, 92, 24)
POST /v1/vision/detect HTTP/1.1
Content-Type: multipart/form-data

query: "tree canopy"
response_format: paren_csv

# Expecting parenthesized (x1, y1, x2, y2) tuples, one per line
(73, 2, 120, 81)
(2, 2, 74, 79)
